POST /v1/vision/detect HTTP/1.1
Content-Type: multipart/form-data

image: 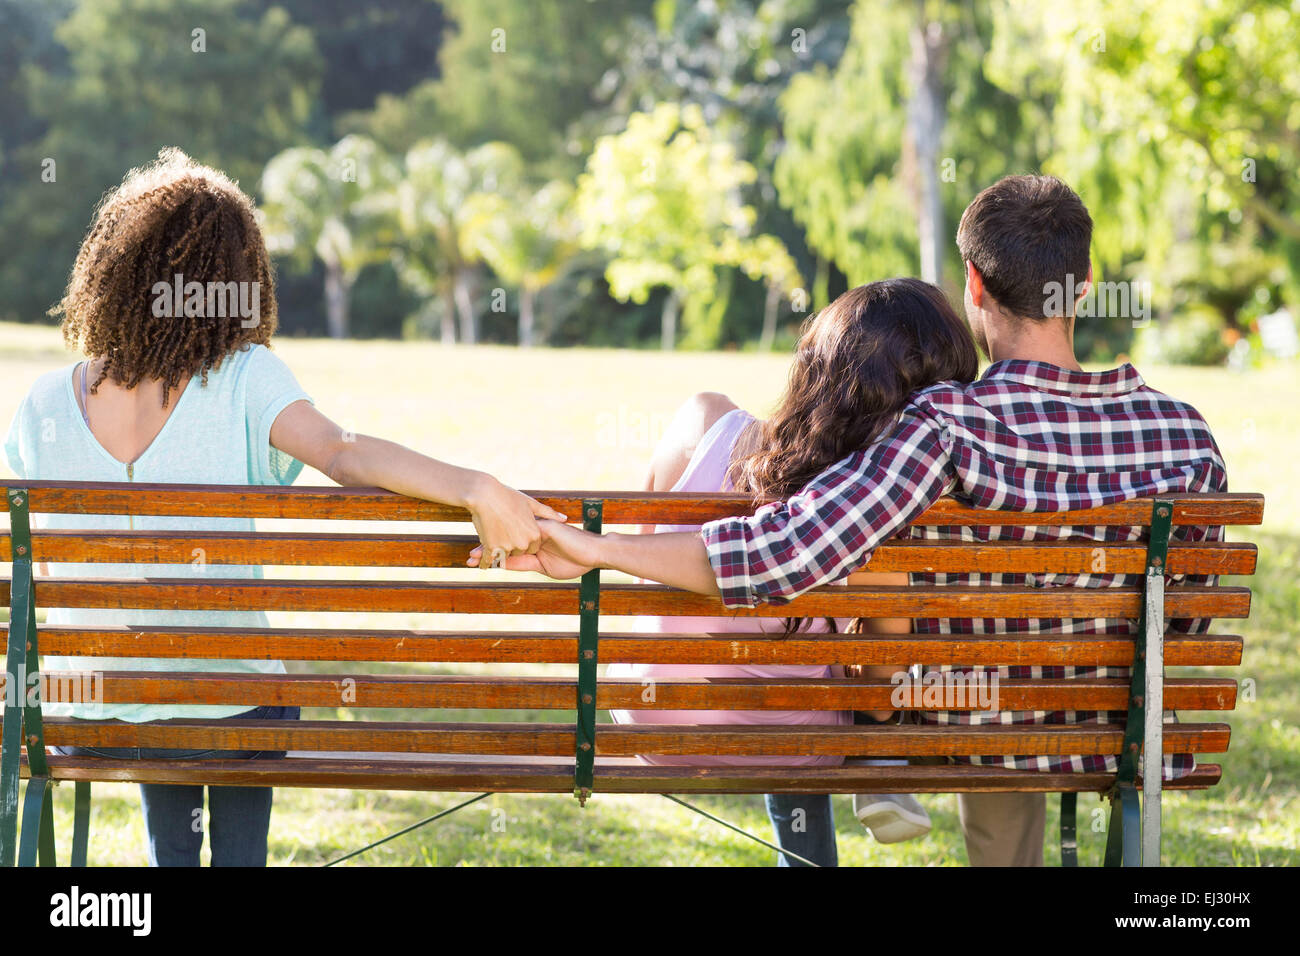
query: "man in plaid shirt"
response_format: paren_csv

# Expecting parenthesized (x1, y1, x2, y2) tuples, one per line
(499, 175, 1228, 865)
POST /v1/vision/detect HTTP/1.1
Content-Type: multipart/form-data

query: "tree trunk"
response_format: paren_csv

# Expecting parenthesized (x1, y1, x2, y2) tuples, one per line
(453, 269, 477, 345)
(323, 262, 350, 339)
(813, 255, 830, 311)
(660, 288, 681, 351)
(519, 286, 537, 348)
(440, 287, 457, 345)
(908, 5, 949, 285)
(759, 282, 782, 351)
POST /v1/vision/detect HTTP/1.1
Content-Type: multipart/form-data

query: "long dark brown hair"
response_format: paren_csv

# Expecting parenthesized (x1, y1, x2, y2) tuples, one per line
(727, 277, 979, 632)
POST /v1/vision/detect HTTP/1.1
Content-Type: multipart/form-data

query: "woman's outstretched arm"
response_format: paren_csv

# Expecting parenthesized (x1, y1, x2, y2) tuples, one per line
(473, 391, 736, 591)
(269, 399, 565, 567)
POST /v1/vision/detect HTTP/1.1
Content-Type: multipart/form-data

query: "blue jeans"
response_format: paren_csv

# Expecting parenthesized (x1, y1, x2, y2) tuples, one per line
(57, 704, 299, 867)
(765, 793, 837, 867)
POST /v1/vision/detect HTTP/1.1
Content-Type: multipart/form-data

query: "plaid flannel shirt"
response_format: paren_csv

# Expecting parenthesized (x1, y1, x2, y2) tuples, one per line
(700, 360, 1228, 775)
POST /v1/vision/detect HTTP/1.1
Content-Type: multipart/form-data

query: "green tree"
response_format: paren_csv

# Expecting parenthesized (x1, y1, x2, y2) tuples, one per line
(592, 0, 851, 336)
(0, 0, 73, 160)
(1, 0, 320, 322)
(348, 0, 653, 167)
(260, 135, 398, 339)
(462, 181, 582, 347)
(775, 0, 1028, 299)
(989, 0, 1300, 333)
(269, 0, 446, 117)
(735, 233, 805, 352)
(577, 103, 799, 350)
(386, 140, 525, 344)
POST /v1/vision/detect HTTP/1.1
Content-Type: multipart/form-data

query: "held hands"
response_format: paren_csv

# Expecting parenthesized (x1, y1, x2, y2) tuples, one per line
(467, 518, 602, 579)
(465, 475, 568, 570)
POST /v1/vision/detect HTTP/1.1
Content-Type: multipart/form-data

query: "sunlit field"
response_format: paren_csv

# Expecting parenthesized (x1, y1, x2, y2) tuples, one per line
(2, 321, 1295, 866)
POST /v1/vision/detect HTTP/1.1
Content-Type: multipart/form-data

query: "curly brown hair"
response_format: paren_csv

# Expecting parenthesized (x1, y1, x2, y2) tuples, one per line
(53, 147, 278, 406)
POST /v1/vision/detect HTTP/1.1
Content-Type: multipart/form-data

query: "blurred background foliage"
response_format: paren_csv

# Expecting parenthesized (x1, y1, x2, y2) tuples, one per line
(0, 0, 1295, 360)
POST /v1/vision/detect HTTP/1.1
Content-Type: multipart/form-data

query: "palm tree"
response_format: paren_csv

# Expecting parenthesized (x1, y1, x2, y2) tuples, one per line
(462, 181, 580, 347)
(388, 140, 525, 344)
(260, 135, 396, 339)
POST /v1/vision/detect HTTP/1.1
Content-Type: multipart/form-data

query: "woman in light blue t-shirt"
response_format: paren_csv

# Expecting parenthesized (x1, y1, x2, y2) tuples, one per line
(3, 149, 563, 866)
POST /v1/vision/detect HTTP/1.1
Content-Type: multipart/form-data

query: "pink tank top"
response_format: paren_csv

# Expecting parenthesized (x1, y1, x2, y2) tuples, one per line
(607, 408, 851, 767)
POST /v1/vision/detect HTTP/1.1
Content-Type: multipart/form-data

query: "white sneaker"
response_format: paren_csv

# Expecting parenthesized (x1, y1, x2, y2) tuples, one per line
(853, 793, 932, 843)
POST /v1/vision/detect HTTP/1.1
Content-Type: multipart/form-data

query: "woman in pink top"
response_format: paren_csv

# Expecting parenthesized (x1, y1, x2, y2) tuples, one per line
(609, 278, 980, 865)
(606, 405, 859, 761)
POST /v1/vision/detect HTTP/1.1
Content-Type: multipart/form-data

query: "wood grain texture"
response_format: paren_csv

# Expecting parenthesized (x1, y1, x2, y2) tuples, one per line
(22, 755, 1223, 794)
(5, 578, 1253, 619)
(5, 670, 1236, 711)
(24, 717, 1230, 757)
(20, 754, 1222, 790)
(0, 530, 1258, 576)
(5, 481, 1264, 526)
(18, 625, 1245, 666)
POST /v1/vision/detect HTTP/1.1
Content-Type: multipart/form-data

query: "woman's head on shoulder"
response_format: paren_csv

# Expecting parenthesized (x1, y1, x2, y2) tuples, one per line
(54, 147, 277, 404)
(730, 277, 978, 500)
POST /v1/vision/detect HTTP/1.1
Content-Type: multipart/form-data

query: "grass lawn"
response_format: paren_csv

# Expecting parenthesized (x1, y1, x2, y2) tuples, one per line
(1, 320, 1295, 866)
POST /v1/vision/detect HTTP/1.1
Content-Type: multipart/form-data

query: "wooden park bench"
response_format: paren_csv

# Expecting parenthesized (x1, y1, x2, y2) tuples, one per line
(0, 481, 1262, 867)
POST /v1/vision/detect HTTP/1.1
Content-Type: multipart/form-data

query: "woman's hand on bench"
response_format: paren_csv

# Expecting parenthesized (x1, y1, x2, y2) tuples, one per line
(468, 518, 598, 579)
(471, 523, 723, 597)
(465, 480, 570, 570)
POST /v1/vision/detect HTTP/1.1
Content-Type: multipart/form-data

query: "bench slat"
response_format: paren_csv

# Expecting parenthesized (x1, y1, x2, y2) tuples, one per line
(865, 541, 1256, 576)
(13, 671, 1237, 711)
(7, 579, 1253, 619)
(6, 482, 1264, 526)
(20, 626, 1245, 666)
(26, 717, 1230, 757)
(22, 755, 1224, 793)
(2, 531, 1259, 577)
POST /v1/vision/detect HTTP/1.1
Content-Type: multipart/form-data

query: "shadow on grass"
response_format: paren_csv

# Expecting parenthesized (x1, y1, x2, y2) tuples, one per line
(269, 787, 972, 867)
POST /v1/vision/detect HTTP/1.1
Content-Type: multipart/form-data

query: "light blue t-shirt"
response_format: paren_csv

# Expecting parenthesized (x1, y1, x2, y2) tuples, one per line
(4, 343, 312, 721)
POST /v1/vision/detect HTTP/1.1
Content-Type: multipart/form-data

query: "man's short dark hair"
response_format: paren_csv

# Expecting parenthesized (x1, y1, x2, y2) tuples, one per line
(955, 174, 1093, 320)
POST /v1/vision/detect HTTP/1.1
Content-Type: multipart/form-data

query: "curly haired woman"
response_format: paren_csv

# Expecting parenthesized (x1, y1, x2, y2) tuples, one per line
(3, 148, 562, 866)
